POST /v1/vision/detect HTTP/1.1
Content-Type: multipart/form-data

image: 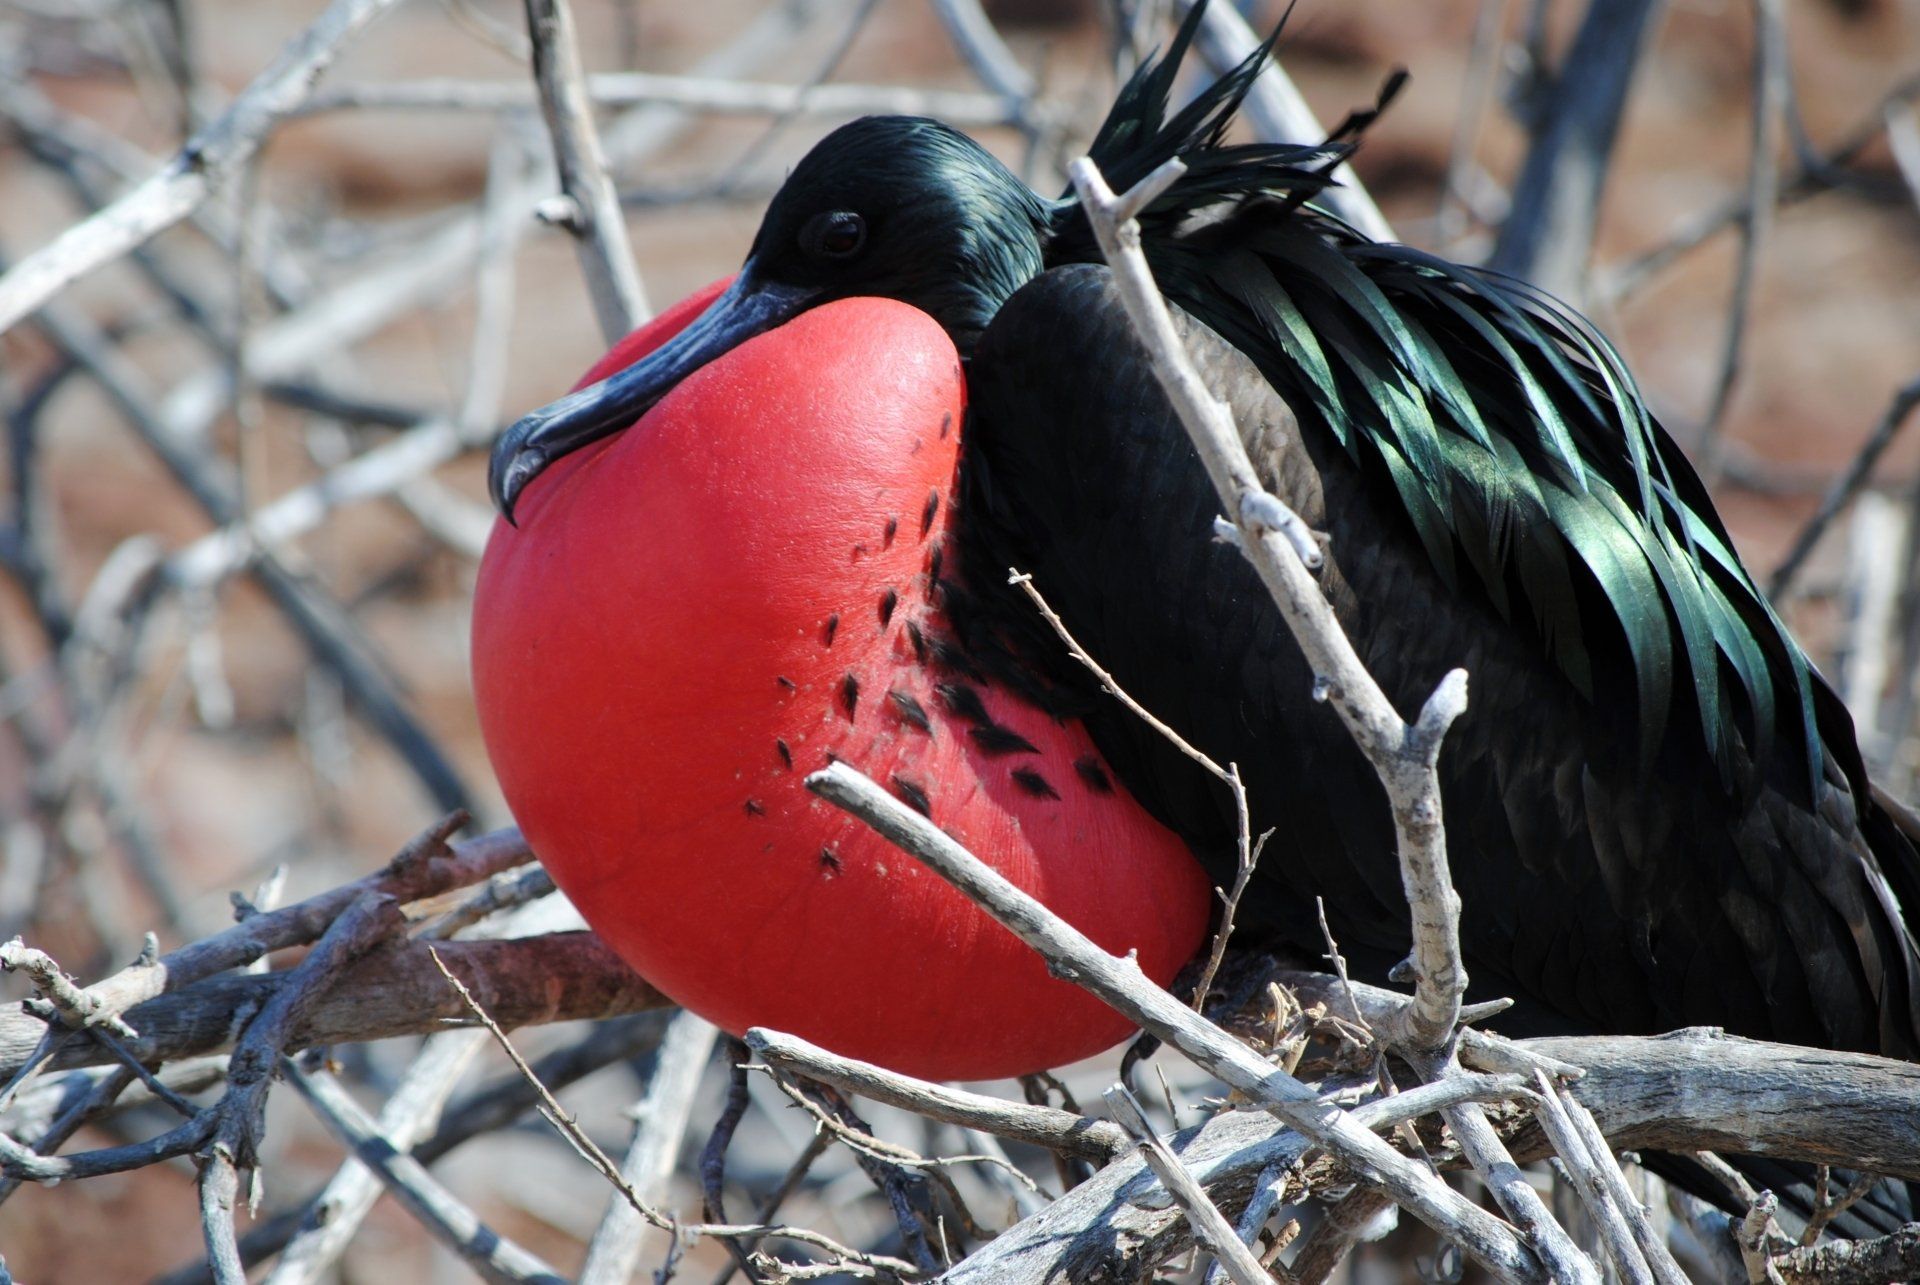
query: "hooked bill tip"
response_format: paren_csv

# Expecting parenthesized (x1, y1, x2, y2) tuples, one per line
(488, 431, 547, 527)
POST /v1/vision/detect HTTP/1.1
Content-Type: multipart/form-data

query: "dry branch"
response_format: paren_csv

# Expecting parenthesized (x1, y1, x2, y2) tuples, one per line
(0, 931, 667, 1080)
(297, 73, 1029, 125)
(747, 1028, 1128, 1164)
(1488, 0, 1663, 300)
(0, 0, 405, 334)
(578, 1011, 719, 1285)
(1066, 155, 1471, 1056)
(521, 0, 648, 341)
(286, 1063, 569, 1285)
(809, 760, 1541, 1283)
(1103, 1084, 1273, 1285)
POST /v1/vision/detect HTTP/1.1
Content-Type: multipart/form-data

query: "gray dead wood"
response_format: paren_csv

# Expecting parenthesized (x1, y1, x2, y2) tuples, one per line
(0, 932, 667, 1080)
(1488, 0, 1665, 300)
(747, 1028, 1130, 1164)
(0, 0, 406, 334)
(286, 1064, 567, 1285)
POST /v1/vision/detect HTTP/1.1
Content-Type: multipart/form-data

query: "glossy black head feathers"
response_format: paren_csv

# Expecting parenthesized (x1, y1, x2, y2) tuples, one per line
(749, 116, 1052, 345)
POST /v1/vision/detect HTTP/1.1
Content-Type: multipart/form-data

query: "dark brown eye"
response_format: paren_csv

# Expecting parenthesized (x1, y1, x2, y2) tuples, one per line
(801, 211, 866, 261)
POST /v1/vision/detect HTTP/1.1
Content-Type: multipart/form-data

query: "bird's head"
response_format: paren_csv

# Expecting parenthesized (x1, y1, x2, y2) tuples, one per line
(488, 116, 1051, 521)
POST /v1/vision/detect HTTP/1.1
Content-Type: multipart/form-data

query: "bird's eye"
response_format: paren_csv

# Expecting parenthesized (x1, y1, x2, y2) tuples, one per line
(801, 211, 867, 261)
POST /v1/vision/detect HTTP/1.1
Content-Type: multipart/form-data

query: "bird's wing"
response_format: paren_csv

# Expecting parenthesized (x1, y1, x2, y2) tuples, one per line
(960, 262, 1920, 1053)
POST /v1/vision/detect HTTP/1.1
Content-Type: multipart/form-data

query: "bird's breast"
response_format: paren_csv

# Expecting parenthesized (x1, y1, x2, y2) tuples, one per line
(472, 287, 1209, 1079)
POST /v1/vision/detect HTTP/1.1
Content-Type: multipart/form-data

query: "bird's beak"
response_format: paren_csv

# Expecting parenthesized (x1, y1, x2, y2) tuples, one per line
(488, 268, 818, 523)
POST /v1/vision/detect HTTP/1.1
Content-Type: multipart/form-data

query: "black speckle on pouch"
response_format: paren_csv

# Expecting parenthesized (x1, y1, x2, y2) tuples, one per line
(822, 614, 839, 647)
(935, 682, 990, 725)
(884, 516, 899, 546)
(920, 489, 940, 537)
(879, 588, 898, 627)
(775, 739, 792, 770)
(1012, 768, 1060, 800)
(1075, 755, 1113, 793)
(891, 775, 932, 817)
(744, 798, 765, 816)
(820, 847, 841, 874)
(776, 675, 796, 691)
(888, 689, 932, 734)
(970, 723, 1039, 756)
(840, 672, 860, 720)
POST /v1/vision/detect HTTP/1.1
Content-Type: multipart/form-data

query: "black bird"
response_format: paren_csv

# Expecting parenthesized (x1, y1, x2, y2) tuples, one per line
(488, 0, 1920, 1228)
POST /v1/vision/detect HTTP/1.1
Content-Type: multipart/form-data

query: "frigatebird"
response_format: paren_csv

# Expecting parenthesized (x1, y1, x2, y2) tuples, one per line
(477, 2, 1920, 1116)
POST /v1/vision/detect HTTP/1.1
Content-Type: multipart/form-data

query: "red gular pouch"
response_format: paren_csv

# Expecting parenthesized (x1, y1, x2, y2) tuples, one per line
(473, 279, 1211, 1080)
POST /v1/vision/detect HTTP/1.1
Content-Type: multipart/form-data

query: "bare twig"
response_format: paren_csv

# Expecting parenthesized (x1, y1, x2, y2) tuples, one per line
(1487, 0, 1663, 300)
(1692, 0, 1788, 484)
(0, 816, 511, 1074)
(1798, 1168, 1882, 1247)
(1068, 154, 1469, 1054)
(1418, 1061, 1595, 1285)
(1105, 1084, 1276, 1285)
(1007, 566, 1260, 1009)
(1, 930, 666, 1080)
(579, 1011, 720, 1285)
(431, 950, 915, 1277)
(0, 0, 405, 334)
(296, 73, 1030, 125)
(943, 1067, 1530, 1284)
(284, 1063, 569, 1285)
(1768, 375, 1920, 598)
(521, 0, 647, 341)
(1775, 1223, 1920, 1285)
(1600, 69, 1920, 306)
(1528, 1070, 1657, 1285)
(1736, 1191, 1788, 1285)
(264, 1032, 489, 1285)
(0, 939, 137, 1038)
(807, 760, 1539, 1282)
(1554, 1080, 1689, 1285)
(746, 1027, 1128, 1163)
(1434, 0, 1510, 249)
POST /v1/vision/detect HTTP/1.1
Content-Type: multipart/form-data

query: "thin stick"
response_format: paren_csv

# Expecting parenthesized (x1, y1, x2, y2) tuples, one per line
(521, 0, 648, 341)
(1068, 154, 1469, 1054)
(263, 1034, 487, 1284)
(0, 0, 406, 334)
(1768, 375, 1920, 598)
(284, 1064, 569, 1285)
(1009, 567, 1260, 1010)
(806, 761, 1538, 1283)
(1693, 0, 1787, 484)
(1736, 1191, 1788, 1285)
(579, 1011, 720, 1285)
(428, 950, 917, 1277)
(745, 1027, 1129, 1163)
(1529, 1070, 1656, 1285)
(296, 73, 1029, 125)
(1103, 1084, 1275, 1285)
(1555, 1083, 1690, 1285)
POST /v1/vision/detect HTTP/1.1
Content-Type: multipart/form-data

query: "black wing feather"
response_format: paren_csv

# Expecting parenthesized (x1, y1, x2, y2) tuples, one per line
(961, 264, 1920, 1057)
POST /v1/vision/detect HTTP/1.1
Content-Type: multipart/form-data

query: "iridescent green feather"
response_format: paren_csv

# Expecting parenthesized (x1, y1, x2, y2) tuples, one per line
(1057, 0, 1821, 796)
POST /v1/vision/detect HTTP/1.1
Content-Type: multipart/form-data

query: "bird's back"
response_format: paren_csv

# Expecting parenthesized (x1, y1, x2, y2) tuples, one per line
(960, 261, 1920, 1058)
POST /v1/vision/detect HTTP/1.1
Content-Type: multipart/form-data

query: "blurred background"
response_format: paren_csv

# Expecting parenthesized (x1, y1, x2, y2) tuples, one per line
(1, 0, 1917, 1278)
